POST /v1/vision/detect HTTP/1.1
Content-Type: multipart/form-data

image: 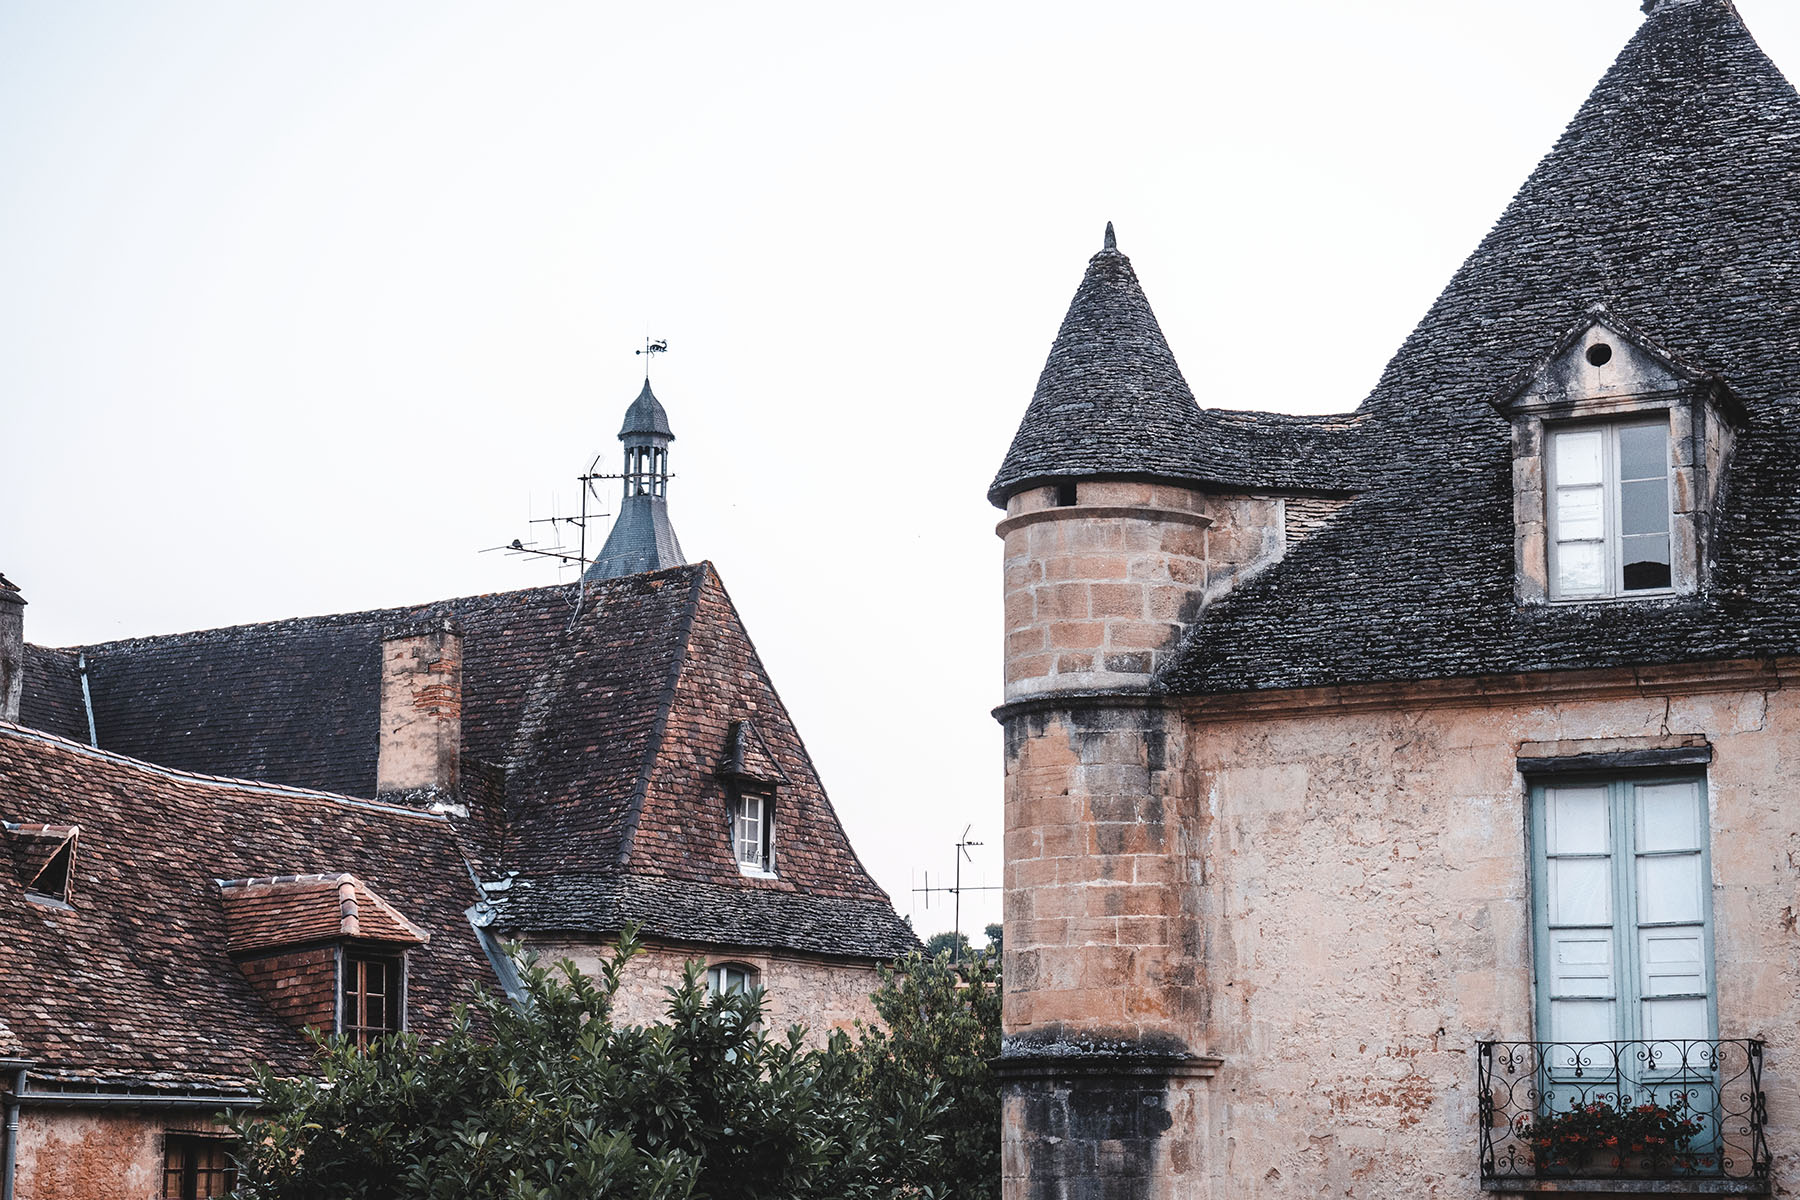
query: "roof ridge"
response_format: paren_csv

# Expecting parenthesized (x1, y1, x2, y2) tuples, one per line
(0, 719, 452, 822)
(612, 564, 710, 869)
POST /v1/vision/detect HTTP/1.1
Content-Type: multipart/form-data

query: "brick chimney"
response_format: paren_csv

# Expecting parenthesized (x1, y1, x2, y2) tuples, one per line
(375, 617, 463, 796)
(0, 574, 24, 724)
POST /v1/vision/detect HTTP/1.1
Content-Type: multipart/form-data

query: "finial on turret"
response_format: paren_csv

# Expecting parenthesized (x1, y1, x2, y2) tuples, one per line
(1103, 222, 1117, 252)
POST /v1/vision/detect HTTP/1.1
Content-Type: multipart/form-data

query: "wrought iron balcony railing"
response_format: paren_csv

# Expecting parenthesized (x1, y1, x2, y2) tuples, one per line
(1478, 1039, 1769, 1192)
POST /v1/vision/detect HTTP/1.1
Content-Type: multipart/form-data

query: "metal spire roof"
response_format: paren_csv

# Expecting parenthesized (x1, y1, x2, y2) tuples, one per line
(619, 379, 675, 440)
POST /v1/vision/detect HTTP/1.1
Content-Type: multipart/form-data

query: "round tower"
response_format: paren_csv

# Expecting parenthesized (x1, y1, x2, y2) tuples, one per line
(990, 225, 1220, 1200)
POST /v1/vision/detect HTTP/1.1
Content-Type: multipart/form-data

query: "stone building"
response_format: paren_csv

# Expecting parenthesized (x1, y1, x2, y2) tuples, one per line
(0, 378, 913, 1198)
(992, 2, 1800, 1196)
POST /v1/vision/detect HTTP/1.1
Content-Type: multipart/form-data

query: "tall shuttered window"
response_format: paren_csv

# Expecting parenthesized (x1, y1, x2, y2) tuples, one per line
(1531, 775, 1714, 1052)
(162, 1133, 234, 1199)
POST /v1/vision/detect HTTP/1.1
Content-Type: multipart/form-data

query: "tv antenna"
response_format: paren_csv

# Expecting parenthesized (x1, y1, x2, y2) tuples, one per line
(911, 825, 1000, 965)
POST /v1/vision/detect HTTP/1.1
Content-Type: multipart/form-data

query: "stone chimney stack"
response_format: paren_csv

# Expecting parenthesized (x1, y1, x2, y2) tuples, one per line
(375, 617, 463, 797)
(0, 574, 25, 724)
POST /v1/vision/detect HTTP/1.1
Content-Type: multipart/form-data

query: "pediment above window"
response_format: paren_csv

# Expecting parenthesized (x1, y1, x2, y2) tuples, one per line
(718, 719, 789, 787)
(1495, 306, 1727, 417)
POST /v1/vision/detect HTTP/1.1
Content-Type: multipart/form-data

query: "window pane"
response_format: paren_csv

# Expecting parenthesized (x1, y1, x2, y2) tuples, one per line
(1621, 535, 1671, 591)
(1637, 853, 1703, 924)
(1547, 787, 1609, 854)
(1549, 858, 1612, 925)
(1555, 485, 1605, 541)
(1554, 429, 1604, 486)
(1550, 931, 1614, 997)
(1642, 996, 1709, 1043)
(1637, 783, 1701, 852)
(1640, 928, 1706, 997)
(1620, 478, 1669, 536)
(1555, 541, 1605, 595)
(1549, 998, 1617, 1049)
(1618, 422, 1669, 481)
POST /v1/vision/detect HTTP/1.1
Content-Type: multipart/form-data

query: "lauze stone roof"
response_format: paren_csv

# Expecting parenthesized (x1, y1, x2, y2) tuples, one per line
(19, 562, 915, 962)
(993, 0, 1800, 695)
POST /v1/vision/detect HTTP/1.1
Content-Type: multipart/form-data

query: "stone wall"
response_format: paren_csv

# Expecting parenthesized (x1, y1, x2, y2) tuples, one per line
(527, 936, 882, 1045)
(12, 1108, 229, 1200)
(1178, 662, 1800, 1198)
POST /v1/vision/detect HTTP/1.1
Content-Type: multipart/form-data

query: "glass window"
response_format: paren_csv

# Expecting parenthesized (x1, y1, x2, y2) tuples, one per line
(1548, 419, 1672, 598)
(731, 789, 774, 874)
(162, 1133, 234, 1199)
(1532, 776, 1713, 1054)
(707, 962, 757, 996)
(341, 953, 403, 1050)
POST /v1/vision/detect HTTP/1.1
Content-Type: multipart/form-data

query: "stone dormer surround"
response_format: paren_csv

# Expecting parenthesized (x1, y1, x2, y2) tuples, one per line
(1496, 307, 1741, 604)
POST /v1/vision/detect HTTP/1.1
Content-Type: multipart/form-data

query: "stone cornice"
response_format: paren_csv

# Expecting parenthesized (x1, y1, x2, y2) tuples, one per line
(1172, 657, 1798, 723)
(995, 504, 1212, 540)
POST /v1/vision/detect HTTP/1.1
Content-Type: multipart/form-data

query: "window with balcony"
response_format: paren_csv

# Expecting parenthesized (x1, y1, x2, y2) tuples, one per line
(1478, 771, 1770, 1191)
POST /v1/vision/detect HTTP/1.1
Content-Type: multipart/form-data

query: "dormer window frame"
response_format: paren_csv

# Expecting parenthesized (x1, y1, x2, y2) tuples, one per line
(1544, 414, 1676, 601)
(729, 783, 777, 878)
(1497, 309, 1740, 607)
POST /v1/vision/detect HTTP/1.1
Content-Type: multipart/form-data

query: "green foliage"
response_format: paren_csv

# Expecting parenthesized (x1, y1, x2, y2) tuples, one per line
(982, 923, 1003, 957)
(921, 931, 971, 961)
(230, 929, 945, 1200)
(851, 950, 1001, 1200)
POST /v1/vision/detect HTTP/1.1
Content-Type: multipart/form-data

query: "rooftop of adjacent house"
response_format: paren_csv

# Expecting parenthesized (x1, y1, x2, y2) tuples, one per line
(0, 722, 495, 1093)
(994, 0, 1800, 696)
(17, 563, 917, 962)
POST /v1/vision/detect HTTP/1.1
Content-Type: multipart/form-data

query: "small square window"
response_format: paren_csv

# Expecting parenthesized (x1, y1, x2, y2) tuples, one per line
(162, 1133, 234, 1200)
(341, 953, 403, 1049)
(707, 962, 758, 996)
(1548, 419, 1672, 599)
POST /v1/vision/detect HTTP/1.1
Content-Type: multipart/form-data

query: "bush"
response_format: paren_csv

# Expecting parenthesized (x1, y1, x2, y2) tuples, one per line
(1528, 1094, 1711, 1175)
(230, 929, 946, 1200)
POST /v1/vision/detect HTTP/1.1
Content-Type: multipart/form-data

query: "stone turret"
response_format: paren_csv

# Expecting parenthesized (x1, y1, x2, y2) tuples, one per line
(990, 227, 1222, 1200)
(0, 574, 23, 724)
(584, 379, 686, 581)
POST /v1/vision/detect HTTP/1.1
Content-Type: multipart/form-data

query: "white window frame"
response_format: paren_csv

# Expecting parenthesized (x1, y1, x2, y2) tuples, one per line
(730, 787, 775, 877)
(707, 961, 758, 996)
(1546, 417, 1675, 601)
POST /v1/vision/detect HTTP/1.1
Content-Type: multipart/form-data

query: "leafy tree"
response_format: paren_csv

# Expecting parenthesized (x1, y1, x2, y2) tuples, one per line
(922, 930, 971, 961)
(229, 930, 945, 1200)
(982, 922, 1003, 958)
(851, 950, 1001, 1200)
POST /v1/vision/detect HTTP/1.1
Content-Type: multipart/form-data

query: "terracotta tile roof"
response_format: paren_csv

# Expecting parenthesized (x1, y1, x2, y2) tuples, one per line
(218, 874, 430, 956)
(17, 563, 915, 962)
(0, 723, 494, 1091)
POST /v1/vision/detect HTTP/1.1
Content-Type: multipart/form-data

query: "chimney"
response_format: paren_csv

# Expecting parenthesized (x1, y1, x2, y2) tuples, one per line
(0, 574, 24, 724)
(375, 616, 463, 796)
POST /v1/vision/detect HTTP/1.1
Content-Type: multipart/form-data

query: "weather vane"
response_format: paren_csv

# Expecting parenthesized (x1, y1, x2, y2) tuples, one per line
(636, 336, 668, 379)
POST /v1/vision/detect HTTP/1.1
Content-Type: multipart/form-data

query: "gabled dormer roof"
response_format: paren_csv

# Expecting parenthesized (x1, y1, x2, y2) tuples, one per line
(719, 718, 791, 786)
(1494, 305, 1718, 414)
(217, 872, 431, 956)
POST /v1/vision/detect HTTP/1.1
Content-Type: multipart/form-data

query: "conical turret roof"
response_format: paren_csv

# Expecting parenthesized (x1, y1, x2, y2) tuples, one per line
(619, 379, 674, 440)
(988, 225, 1206, 504)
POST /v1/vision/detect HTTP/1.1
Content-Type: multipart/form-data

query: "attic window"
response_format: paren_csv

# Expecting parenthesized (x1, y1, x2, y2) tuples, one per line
(1496, 309, 1739, 605)
(1055, 482, 1078, 507)
(731, 787, 775, 876)
(5, 823, 79, 906)
(341, 952, 404, 1050)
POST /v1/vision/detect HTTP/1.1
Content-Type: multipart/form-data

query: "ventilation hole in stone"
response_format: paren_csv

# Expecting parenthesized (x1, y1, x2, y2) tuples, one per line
(1587, 343, 1614, 367)
(1056, 483, 1078, 507)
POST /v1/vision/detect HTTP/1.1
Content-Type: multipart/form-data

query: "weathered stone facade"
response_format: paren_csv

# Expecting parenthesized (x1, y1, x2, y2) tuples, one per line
(529, 936, 882, 1045)
(11, 1109, 233, 1200)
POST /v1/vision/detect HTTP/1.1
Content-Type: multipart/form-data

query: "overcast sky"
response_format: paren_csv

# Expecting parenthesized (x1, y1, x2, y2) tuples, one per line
(6, 0, 1798, 943)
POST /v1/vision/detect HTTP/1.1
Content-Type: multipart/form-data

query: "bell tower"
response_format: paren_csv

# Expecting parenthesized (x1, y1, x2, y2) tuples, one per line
(584, 378, 686, 581)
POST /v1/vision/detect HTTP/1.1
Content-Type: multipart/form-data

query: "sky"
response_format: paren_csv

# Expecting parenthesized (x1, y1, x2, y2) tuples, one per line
(5, 0, 1799, 944)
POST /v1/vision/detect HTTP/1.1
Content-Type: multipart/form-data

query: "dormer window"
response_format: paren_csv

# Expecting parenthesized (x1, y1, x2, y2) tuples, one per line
(1495, 307, 1741, 605)
(4, 822, 79, 906)
(731, 787, 774, 875)
(718, 718, 787, 878)
(342, 951, 404, 1049)
(1548, 419, 1671, 598)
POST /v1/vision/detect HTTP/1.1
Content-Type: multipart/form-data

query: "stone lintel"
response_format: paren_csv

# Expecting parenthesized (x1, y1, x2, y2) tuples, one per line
(996, 1051, 1223, 1081)
(991, 688, 1169, 726)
